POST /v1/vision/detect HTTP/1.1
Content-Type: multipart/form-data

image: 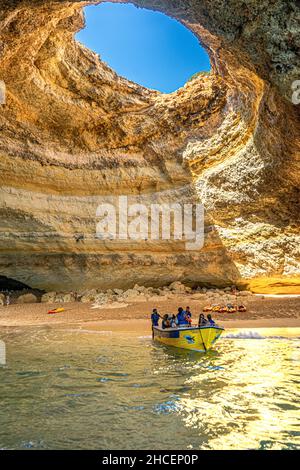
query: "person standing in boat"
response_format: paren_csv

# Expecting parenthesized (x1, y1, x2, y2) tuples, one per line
(151, 309, 161, 327)
(176, 307, 189, 326)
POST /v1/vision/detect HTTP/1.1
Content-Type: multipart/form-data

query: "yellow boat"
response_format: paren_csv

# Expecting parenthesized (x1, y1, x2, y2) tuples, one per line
(153, 325, 224, 352)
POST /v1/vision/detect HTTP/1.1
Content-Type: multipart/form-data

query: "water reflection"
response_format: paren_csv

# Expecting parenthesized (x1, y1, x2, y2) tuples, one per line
(177, 338, 300, 449)
(0, 327, 299, 450)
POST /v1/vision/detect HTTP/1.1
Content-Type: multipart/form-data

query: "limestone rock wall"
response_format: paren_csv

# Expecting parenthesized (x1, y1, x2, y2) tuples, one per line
(0, 0, 299, 292)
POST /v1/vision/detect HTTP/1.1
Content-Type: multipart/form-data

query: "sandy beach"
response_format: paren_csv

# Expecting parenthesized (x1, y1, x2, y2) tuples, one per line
(1, 295, 300, 329)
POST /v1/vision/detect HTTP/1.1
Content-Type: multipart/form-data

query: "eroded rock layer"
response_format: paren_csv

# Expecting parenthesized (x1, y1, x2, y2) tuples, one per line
(0, 0, 299, 292)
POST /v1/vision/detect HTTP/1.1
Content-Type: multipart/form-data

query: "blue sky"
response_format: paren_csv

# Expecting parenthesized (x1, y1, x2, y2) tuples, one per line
(76, 2, 211, 93)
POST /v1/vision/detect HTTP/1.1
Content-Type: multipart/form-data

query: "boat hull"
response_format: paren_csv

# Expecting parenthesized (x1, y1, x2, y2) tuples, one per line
(153, 325, 224, 352)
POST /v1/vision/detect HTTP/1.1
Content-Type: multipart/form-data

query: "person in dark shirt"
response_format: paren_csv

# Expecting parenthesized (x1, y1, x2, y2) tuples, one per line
(185, 306, 192, 326)
(198, 313, 208, 326)
(162, 314, 171, 329)
(151, 308, 160, 327)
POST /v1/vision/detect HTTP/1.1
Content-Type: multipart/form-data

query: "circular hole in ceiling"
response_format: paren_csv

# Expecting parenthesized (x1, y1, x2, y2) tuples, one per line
(76, 2, 211, 94)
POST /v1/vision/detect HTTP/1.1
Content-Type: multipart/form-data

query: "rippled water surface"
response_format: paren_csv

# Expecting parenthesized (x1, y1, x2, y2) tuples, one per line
(0, 326, 299, 450)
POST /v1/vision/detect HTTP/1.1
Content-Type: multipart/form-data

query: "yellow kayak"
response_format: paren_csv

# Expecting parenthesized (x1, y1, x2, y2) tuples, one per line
(153, 325, 224, 352)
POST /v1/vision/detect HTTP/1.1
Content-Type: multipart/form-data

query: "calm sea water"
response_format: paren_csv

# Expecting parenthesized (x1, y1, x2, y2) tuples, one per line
(0, 326, 299, 450)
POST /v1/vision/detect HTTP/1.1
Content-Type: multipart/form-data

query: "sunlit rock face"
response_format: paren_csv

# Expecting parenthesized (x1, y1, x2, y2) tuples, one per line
(0, 0, 299, 292)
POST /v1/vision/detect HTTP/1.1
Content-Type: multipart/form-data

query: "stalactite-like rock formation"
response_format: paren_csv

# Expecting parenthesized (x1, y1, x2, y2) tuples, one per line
(0, 0, 299, 292)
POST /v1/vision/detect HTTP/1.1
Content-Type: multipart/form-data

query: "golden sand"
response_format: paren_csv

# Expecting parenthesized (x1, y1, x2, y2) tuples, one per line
(1, 295, 300, 329)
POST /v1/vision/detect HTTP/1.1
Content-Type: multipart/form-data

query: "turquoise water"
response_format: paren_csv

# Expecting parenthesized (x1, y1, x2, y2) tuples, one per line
(0, 326, 299, 450)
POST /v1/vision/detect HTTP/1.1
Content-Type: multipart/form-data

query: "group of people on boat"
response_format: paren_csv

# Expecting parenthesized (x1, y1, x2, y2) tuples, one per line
(151, 307, 216, 329)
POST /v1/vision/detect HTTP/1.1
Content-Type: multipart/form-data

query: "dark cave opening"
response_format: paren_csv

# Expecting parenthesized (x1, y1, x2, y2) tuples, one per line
(0, 276, 32, 291)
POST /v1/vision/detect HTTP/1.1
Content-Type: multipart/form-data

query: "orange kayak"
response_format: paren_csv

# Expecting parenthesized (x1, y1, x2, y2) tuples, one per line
(48, 308, 65, 315)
